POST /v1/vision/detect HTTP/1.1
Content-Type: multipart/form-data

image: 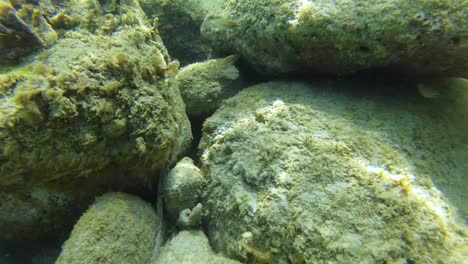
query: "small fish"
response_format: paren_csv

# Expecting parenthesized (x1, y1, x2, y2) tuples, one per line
(211, 19, 240, 29)
(213, 55, 240, 80)
(216, 54, 240, 66)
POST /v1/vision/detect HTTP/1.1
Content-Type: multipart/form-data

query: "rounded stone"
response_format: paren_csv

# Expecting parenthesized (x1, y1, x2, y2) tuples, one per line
(163, 157, 206, 222)
(56, 192, 159, 264)
(176, 56, 241, 116)
(0, 0, 191, 240)
(199, 81, 467, 263)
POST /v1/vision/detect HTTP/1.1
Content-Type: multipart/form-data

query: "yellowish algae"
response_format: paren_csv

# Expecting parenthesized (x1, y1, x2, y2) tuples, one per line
(199, 81, 467, 263)
(56, 192, 159, 263)
(0, 0, 191, 240)
(162, 157, 206, 222)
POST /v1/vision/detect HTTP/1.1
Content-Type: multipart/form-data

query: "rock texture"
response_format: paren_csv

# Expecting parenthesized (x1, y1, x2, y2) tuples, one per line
(56, 193, 159, 264)
(153, 230, 241, 264)
(0, 0, 191, 240)
(199, 81, 467, 263)
(177, 56, 241, 116)
(162, 157, 205, 222)
(202, 0, 468, 78)
(140, 0, 215, 65)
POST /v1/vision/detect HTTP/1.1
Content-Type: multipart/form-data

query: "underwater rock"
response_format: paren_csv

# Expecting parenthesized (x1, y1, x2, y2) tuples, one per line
(0, 15, 191, 190)
(56, 192, 159, 264)
(139, 0, 217, 65)
(199, 81, 467, 263)
(202, 0, 468, 78)
(163, 157, 205, 222)
(0, 0, 59, 64)
(176, 55, 241, 116)
(153, 230, 241, 264)
(0, 187, 92, 240)
(0, 0, 191, 240)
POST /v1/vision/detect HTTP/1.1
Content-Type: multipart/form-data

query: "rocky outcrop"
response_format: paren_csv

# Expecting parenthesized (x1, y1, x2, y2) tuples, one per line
(56, 193, 160, 264)
(202, 0, 468, 78)
(162, 157, 205, 222)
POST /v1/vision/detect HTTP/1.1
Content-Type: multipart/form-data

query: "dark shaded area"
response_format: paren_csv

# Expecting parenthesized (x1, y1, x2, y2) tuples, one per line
(0, 237, 62, 264)
(187, 114, 208, 165)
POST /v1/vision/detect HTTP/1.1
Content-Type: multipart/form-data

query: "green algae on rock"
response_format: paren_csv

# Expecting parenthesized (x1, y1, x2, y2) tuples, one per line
(153, 230, 241, 264)
(56, 192, 159, 264)
(201, 0, 468, 78)
(199, 81, 467, 263)
(0, 13, 191, 190)
(162, 157, 206, 222)
(176, 55, 241, 116)
(0, 0, 191, 240)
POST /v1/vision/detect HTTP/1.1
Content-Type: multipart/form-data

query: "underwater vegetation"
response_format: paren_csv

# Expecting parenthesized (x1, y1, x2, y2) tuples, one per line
(0, 0, 191, 240)
(202, 0, 468, 77)
(177, 55, 241, 116)
(0, 0, 466, 263)
(199, 81, 468, 263)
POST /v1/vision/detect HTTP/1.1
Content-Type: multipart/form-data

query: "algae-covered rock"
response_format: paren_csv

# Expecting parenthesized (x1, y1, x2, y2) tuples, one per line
(153, 230, 241, 264)
(140, 0, 215, 65)
(202, 0, 468, 78)
(177, 55, 241, 116)
(56, 192, 159, 264)
(0, 0, 59, 65)
(0, 0, 190, 240)
(0, 9, 190, 190)
(163, 157, 205, 222)
(199, 81, 468, 263)
(0, 187, 91, 240)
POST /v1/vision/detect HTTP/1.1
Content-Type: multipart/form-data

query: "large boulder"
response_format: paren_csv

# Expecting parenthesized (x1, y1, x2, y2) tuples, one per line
(201, 0, 468, 78)
(199, 81, 467, 263)
(0, 0, 191, 240)
(56, 192, 160, 264)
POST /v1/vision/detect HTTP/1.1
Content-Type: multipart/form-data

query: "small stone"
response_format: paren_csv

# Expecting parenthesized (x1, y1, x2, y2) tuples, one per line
(162, 157, 206, 222)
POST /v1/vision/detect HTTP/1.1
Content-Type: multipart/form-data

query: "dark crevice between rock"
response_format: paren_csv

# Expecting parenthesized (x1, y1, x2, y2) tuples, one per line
(187, 114, 208, 166)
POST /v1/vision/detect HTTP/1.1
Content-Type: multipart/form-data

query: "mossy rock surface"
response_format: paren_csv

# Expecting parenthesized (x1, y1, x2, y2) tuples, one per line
(176, 56, 241, 116)
(202, 0, 468, 78)
(153, 230, 241, 264)
(0, 0, 191, 240)
(199, 81, 467, 263)
(56, 192, 159, 264)
(0, 9, 191, 190)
